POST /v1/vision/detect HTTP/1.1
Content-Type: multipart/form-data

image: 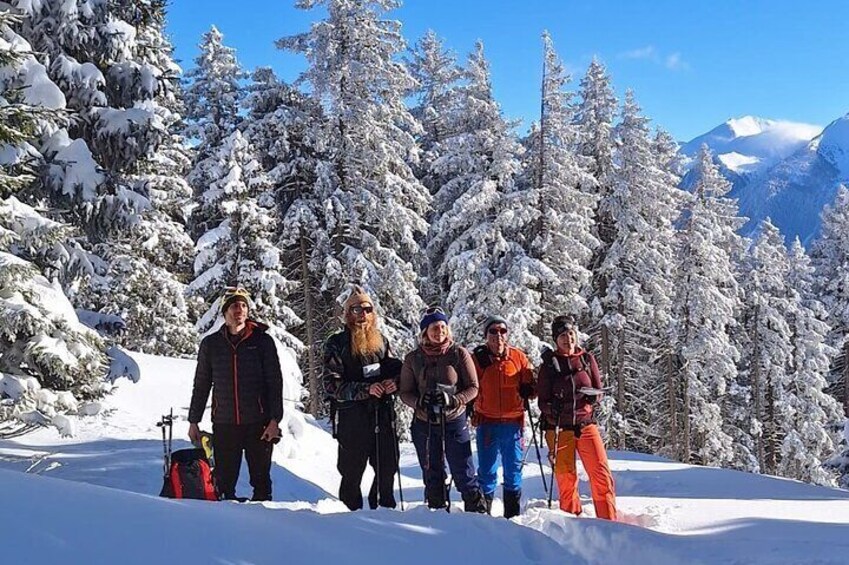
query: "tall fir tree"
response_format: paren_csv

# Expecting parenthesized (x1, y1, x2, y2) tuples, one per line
(742, 219, 794, 474)
(278, 0, 430, 346)
(184, 25, 246, 239)
(1, 13, 107, 431)
(244, 66, 327, 414)
(12, 0, 196, 355)
(574, 57, 619, 384)
(597, 90, 683, 450)
(187, 130, 301, 347)
(672, 145, 746, 466)
(425, 41, 545, 351)
(784, 238, 843, 485)
(521, 31, 598, 339)
(811, 185, 849, 417)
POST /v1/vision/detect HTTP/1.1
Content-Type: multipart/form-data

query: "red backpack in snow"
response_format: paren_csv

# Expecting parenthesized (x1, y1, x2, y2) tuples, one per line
(157, 411, 218, 501)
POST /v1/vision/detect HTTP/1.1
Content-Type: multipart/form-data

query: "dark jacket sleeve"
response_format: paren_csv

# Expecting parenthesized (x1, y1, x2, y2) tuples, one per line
(263, 334, 284, 422)
(322, 334, 370, 403)
(519, 350, 537, 399)
(381, 341, 403, 384)
(537, 362, 553, 423)
(454, 347, 479, 406)
(188, 337, 213, 424)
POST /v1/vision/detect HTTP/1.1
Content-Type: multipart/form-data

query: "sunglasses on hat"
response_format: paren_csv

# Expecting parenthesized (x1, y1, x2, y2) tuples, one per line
(421, 306, 445, 316)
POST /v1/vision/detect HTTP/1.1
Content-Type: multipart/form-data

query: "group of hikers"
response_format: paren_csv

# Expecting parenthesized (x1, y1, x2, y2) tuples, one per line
(188, 285, 617, 521)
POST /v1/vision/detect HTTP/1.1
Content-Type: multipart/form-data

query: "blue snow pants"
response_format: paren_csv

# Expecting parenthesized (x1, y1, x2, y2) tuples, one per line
(411, 413, 479, 497)
(475, 422, 524, 495)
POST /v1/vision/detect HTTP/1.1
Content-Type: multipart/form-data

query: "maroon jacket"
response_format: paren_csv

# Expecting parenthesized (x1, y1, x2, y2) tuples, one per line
(537, 348, 602, 429)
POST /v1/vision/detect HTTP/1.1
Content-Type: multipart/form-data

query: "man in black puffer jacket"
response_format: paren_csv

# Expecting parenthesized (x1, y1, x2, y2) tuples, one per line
(188, 287, 283, 501)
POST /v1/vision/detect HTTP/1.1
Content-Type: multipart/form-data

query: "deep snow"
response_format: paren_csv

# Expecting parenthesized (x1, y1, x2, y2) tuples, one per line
(2, 351, 849, 565)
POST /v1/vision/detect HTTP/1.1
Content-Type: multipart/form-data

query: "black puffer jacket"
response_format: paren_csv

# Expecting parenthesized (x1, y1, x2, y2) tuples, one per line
(189, 321, 283, 425)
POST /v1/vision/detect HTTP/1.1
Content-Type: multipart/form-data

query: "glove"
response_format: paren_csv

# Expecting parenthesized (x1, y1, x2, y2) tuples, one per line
(518, 382, 534, 400)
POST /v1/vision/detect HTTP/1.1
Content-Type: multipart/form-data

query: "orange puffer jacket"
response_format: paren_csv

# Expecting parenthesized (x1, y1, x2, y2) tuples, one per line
(471, 345, 535, 425)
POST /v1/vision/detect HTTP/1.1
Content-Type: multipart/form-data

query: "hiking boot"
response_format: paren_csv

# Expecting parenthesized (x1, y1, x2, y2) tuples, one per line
(503, 489, 521, 519)
(484, 492, 494, 515)
(462, 488, 488, 514)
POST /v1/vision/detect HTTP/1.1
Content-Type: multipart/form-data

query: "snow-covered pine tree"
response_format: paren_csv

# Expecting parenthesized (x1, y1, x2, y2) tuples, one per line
(278, 0, 430, 346)
(521, 31, 598, 339)
(672, 145, 745, 467)
(244, 66, 328, 414)
(406, 29, 463, 198)
(574, 57, 618, 382)
(184, 25, 246, 239)
(741, 219, 794, 474)
(405, 30, 464, 303)
(596, 90, 683, 451)
(811, 185, 849, 416)
(187, 130, 301, 347)
(12, 0, 196, 355)
(783, 238, 843, 485)
(0, 15, 107, 432)
(425, 41, 543, 351)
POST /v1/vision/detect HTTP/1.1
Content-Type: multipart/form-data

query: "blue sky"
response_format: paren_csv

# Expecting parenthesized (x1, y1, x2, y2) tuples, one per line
(166, 0, 849, 141)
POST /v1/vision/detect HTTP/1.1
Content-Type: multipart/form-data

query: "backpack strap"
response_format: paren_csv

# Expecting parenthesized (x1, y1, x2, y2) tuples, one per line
(473, 345, 492, 371)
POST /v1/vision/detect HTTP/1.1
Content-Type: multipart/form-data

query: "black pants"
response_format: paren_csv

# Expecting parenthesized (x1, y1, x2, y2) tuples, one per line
(336, 400, 399, 510)
(212, 422, 274, 501)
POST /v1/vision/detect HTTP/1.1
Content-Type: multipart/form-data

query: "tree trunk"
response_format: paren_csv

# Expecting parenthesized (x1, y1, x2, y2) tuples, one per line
(751, 305, 765, 471)
(300, 233, 320, 417)
(844, 341, 849, 417)
(666, 351, 678, 457)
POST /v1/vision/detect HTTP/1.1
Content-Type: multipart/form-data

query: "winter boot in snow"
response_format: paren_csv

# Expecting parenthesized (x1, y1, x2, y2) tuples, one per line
(503, 489, 521, 519)
(462, 488, 488, 514)
(484, 492, 494, 515)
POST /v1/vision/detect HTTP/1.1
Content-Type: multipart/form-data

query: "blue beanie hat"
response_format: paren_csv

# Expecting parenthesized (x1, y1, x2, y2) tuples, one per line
(420, 311, 449, 331)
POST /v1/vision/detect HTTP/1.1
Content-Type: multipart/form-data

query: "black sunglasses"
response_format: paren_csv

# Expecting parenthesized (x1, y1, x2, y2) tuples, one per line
(487, 327, 508, 335)
(350, 305, 374, 315)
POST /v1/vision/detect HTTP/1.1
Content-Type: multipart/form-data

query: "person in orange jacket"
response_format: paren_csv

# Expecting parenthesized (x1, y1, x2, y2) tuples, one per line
(471, 315, 535, 518)
(537, 315, 617, 520)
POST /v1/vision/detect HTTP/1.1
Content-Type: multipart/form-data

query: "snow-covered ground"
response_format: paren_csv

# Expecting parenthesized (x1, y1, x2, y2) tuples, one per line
(2, 352, 849, 565)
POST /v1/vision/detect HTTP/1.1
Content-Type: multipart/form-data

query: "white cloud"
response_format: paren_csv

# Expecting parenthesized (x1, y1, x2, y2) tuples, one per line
(618, 45, 690, 71)
(621, 46, 657, 60)
(665, 52, 690, 71)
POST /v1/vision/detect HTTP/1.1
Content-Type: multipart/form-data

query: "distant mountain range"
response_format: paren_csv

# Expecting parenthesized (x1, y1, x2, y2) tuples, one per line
(680, 114, 849, 245)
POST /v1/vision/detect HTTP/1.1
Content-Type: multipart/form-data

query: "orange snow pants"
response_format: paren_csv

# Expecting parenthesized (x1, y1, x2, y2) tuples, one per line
(545, 423, 617, 520)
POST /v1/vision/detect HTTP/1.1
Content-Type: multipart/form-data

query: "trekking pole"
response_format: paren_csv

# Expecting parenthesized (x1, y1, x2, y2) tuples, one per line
(525, 399, 549, 496)
(374, 402, 381, 507)
(440, 407, 450, 513)
(547, 407, 562, 510)
(389, 400, 405, 511)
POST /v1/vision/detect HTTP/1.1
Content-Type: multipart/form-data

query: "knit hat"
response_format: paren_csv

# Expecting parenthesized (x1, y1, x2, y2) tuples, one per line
(419, 308, 449, 331)
(221, 287, 251, 314)
(482, 315, 509, 337)
(551, 315, 577, 341)
(343, 285, 373, 313)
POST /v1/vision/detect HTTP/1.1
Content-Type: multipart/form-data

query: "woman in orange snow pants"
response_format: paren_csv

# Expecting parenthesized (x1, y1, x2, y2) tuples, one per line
(538, 315, 616, 520)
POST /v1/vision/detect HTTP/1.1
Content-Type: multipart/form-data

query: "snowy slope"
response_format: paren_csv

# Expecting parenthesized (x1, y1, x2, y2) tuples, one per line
(2, 351, 849, 565)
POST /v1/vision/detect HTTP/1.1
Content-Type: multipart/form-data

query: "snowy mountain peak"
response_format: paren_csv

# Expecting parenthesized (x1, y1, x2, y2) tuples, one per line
(682, 116, 823, 173)
(815, 113, 849, 178)
(726, 115, 774, 137)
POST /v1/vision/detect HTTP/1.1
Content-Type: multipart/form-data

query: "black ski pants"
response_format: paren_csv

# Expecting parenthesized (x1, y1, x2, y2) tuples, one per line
(212, 422, 274, 501)
(336, 399, 398, 510)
